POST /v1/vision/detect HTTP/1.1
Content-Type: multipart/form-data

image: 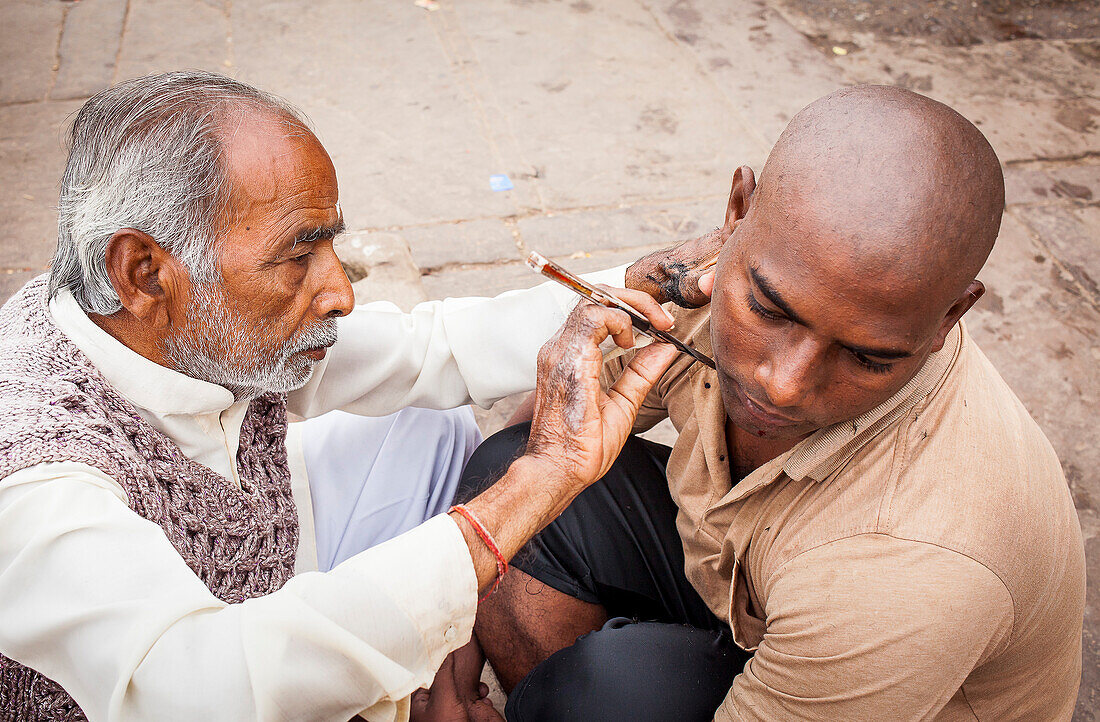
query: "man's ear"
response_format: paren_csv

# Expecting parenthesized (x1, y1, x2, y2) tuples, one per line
(722, 165, 756, 233)
(103, 229, 187, 331)
(931, 280, 985, 352)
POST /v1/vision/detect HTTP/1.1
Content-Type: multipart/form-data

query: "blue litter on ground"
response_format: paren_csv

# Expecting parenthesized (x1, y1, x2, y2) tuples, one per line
(489, 174, 514, 192)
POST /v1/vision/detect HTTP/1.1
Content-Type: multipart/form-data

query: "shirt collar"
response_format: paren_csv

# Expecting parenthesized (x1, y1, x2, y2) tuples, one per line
(49, 288, 237, 416)
(784, 323, 962, 482)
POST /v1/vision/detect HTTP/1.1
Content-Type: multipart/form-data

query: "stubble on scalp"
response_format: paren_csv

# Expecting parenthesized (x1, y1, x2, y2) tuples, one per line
(754, 85, 1005, 310)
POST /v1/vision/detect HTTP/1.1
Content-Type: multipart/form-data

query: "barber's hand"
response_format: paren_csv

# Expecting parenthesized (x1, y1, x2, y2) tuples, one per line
(626, 165, 755, 307)
(409, 642, 502, 722)
(524, 288, 679, 492)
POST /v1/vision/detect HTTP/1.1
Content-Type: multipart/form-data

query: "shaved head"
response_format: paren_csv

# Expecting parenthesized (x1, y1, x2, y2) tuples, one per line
(708, 85, 1005, 444)
(758, 85, 1004, 310)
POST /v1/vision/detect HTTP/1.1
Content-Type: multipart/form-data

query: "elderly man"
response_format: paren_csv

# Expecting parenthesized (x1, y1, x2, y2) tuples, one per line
(465, 86, 1086, 720)
(0, 71, 687, 721)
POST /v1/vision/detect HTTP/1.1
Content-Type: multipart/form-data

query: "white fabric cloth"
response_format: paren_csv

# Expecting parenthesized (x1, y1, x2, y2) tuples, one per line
(300, 407, 482, 572)
(0, 265, 625, 722)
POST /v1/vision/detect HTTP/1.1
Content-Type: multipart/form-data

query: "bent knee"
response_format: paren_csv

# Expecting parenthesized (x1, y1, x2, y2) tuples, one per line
(505, 620, 739, 722)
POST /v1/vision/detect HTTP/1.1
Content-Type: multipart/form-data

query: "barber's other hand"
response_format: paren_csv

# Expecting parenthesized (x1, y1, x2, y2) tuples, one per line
(409, 642, 502, 722)
(626, 165, 755, 307)
(524, 288, 678, 493)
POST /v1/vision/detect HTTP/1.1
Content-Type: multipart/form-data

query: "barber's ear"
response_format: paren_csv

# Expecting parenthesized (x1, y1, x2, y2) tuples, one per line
(931, 280, 985, 352)
(722, 165, 756, 233)
(103, 229, 187, 331)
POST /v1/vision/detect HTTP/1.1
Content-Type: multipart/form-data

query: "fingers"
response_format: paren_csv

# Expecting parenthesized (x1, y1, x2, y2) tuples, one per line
(606, 341, 678, 414)
(538, 302, 632, 376)
(533, 301, 634, 436)
(430, 652, 459, 698)
(697, 270, 715, 299)
(596, 285, 676, 331)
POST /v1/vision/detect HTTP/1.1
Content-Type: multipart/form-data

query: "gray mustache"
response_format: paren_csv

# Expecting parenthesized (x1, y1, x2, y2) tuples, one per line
(287, 319, 338, 355)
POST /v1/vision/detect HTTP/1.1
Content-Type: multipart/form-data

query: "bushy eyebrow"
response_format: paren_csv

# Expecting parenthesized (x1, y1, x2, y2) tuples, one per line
(749, 264, 914, 360)
(291, 218, 346, 249)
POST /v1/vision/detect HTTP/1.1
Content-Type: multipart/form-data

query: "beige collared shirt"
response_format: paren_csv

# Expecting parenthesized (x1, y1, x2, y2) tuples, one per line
(604, 307, 1085, 721)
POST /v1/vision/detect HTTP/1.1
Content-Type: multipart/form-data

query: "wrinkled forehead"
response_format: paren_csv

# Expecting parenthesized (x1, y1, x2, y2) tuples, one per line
(221, 112, 338, 212)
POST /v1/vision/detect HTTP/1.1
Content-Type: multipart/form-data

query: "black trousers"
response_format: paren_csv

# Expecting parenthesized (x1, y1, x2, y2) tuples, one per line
(459, 423, 752, 722)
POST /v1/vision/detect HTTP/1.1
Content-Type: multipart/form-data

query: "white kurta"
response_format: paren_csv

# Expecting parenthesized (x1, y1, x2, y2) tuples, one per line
(0, 266, 624, 722)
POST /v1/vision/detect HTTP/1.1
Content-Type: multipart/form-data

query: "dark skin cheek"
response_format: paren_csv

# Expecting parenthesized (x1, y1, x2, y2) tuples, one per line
(712, 298, 914, 436)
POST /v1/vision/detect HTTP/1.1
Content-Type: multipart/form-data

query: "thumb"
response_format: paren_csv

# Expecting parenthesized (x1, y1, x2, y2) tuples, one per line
(606, 342, 678, 415)
(697, 270, 715, 299)
(429, 653, 459, 700)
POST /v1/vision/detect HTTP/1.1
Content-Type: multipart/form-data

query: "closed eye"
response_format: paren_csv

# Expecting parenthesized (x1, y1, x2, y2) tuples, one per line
(746, 290, 786, 322)
(849, 349, 893, 374)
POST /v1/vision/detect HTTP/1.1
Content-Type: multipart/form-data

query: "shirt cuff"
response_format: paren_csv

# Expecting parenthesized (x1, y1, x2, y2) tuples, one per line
(330, 513, 478, 673)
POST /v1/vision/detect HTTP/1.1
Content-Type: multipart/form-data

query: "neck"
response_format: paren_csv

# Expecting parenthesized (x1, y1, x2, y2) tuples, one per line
(89, 310, 172, 369)
(725, 417, 805, 480)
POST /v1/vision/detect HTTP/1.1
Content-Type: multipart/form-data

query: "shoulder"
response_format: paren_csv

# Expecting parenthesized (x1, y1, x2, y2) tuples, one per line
(878, 329, 1084, 632)
(772, 534, 1014, 650)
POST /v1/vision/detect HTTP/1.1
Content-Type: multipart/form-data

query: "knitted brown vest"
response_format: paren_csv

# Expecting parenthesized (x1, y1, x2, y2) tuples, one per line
(0, 277, 299, 722)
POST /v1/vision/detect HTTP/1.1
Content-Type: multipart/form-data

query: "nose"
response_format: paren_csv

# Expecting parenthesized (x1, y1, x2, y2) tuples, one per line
(754, 332, 823, 409)
(315, 246, 355, 319)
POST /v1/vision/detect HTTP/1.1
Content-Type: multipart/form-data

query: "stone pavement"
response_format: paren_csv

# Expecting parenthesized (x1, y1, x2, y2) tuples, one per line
(1, 0, 1098, 716)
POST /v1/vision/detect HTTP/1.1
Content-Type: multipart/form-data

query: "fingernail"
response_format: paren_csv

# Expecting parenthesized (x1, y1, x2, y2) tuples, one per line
(662, 305, 675, 326)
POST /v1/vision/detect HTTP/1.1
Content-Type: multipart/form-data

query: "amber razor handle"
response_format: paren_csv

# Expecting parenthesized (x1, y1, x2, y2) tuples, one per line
(525, 251, 716, 369)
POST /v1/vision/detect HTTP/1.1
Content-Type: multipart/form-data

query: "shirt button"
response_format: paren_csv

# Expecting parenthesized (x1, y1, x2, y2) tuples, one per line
(444, 625, 457, 643)
(704, 382, 711, 389)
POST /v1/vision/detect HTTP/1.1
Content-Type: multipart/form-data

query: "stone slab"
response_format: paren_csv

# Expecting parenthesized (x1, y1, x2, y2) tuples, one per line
(452, 0, 771, 212)
(641, 0, 845, 146)
(837, 39, 1099, 104)
(420, 242, 671, 300)
(52, 0, 128, 100)
(956, 95, 1100, 165)
(770, 0, 1099, 46)
(0, 0, 65, 104)
(1012, 204, 1100, 302)
(115, 0, 229, 81)
(0, 100, 83, 270)
(231, 0, 520, 231)
(472, 393, 526, 438)
(828, 39, 1100, 163)
(1082, 532, 1100, 722)
(404, 218, 519, 271)
(517, 197, 725, 259)
(421, 261, 535, 301)
(335, 231, 427, 312)
(551, 243, 679, 275)
(1005, 161, 1100, 207)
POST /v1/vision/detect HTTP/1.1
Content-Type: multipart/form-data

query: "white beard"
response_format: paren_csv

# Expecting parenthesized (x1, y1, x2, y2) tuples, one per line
(162, 282, 338, 401)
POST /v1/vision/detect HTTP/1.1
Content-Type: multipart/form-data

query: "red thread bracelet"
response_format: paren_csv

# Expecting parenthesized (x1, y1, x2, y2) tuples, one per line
(450, 504, 508, 601)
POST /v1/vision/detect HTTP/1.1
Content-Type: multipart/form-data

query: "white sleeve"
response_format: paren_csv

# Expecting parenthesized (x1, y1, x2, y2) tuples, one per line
(287, 265, 628, 419)
(0, 463, 477, 722)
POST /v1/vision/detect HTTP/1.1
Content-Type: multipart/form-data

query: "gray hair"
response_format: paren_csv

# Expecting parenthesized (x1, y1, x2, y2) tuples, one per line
(49, 71, 309, 315)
